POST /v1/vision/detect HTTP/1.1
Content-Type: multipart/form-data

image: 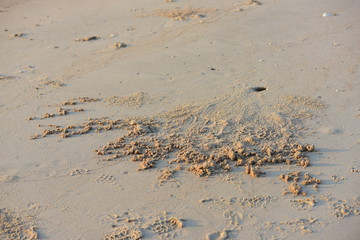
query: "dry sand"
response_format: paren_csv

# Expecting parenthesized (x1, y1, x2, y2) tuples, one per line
(1, 0, 360, 239)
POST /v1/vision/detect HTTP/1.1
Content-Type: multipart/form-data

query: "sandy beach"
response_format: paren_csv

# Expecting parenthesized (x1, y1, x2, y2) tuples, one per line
(1, 0, 359, 239)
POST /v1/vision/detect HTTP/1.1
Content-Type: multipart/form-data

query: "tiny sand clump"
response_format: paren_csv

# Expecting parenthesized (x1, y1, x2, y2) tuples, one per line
(75, 36, 100, 42)
(113, 42, 127, 49)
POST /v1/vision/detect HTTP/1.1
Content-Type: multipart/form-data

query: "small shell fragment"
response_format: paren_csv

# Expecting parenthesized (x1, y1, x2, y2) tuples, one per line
(322, 13, 335, 17)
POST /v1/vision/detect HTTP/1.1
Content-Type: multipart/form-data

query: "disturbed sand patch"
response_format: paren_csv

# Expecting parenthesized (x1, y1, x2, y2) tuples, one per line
(27, 93, 159, 124)
(29, 91, 326, 195)
(103, 211, 183, 240)
(0, 208, 38, 240)
(330, 197, 360, 218)
(279, 171, 321, 196)
(290, 198, 316, 211)
(144, 7, 217, 21)
(40, 79, 65, 88)
(92, 93, 323, 184)
(27, 107, 84, 121)
(105, 92, 153, 108)
(27, 91, 330, 238)
(30, 117, 156, 140)
(260, 217, 324, 236)
(200, 195, 276, 210)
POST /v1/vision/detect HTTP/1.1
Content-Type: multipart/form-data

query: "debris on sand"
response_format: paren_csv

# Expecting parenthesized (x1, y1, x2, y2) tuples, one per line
(113, 42, 127, 49)
(75, 36, 100, 42)
(10, 33, 25, 38)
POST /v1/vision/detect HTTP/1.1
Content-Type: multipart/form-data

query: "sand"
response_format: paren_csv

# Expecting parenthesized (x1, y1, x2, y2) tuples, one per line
(1, 0, 360, 239)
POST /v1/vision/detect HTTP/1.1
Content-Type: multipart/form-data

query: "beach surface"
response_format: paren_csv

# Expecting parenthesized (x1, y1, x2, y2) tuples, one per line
(1, 0, 360, 239)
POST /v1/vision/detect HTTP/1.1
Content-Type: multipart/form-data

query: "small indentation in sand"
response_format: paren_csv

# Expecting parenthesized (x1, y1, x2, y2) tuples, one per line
(96, 174, 116, 185)
(206, 230, 228, 240)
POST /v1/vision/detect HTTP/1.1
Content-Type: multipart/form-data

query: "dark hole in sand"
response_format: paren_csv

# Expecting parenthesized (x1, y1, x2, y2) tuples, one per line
(252, 87, 267, 92)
